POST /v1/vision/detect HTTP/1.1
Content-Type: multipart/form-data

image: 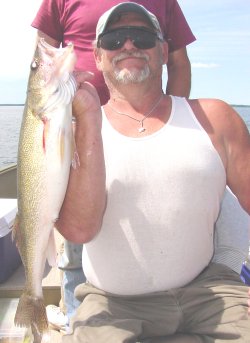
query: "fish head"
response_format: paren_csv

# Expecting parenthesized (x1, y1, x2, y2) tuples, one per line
(27, 38, 77, 118)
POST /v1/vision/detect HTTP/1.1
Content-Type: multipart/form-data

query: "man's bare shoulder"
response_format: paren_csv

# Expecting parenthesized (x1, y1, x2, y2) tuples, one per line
(187, 98, 232, 115)
(186, 98, 245, 133)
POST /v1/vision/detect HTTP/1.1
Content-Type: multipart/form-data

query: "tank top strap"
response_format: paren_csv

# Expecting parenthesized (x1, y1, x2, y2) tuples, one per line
(169, 95, 203, 130)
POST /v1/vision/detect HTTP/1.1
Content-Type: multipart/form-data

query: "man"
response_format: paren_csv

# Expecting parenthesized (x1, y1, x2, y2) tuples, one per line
(56, 3, 250, 342)
(32, 0, 196, 324)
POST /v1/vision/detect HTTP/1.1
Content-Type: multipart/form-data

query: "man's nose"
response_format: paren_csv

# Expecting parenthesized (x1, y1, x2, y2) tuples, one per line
(123, 37, 136, 49)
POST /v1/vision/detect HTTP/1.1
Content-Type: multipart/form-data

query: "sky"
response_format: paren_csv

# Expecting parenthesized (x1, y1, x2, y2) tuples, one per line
(0, 0, 249, 105)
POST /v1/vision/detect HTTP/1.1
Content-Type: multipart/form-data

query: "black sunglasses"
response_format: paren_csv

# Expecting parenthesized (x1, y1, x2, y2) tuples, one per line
(97, 26, 163, 51)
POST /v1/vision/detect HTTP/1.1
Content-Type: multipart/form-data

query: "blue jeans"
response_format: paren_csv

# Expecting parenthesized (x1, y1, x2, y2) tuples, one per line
(58, 240, 86, 321)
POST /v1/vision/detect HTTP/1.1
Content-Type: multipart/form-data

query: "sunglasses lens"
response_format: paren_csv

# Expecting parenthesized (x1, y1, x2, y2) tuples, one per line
(98, 27, 158, 51)
(99, 31, 125, 50)
(133, 30, 156, 49)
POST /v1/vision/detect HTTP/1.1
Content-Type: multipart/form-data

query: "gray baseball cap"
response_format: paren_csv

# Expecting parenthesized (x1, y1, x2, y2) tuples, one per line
(96, 2, 163, 39)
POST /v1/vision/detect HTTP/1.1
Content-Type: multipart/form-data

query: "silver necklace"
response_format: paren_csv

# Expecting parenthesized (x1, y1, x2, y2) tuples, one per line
(107, 93, 164, 133)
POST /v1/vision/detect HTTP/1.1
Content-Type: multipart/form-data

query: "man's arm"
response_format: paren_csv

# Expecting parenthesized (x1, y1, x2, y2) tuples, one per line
(166, 47, 191, 98)
(224, 106, 250, 214)
(192, 99, 250, 214)
(55, 75, 106, 243)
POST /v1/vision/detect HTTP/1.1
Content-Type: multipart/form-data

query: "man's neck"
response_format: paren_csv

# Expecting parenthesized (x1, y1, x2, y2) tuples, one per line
(108, 82, 163, 114)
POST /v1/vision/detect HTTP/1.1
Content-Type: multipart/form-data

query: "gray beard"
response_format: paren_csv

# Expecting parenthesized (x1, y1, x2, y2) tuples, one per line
(112, 51, 150, 84)
(114, 65, 150, 84)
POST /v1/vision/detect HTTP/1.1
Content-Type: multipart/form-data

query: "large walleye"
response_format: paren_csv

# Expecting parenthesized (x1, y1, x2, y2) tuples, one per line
(13, 38, 77, 341)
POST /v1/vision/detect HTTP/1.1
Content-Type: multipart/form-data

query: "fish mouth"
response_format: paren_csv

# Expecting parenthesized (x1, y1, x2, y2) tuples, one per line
(38, 38, 75, 64)
(28, 38, 77, 118)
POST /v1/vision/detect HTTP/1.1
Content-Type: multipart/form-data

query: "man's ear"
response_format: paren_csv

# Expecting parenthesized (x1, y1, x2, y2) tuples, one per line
(94, 48, 102, 71)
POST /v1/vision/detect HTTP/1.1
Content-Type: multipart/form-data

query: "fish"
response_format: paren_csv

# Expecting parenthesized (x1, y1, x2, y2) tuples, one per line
(12, 38, 77, 342)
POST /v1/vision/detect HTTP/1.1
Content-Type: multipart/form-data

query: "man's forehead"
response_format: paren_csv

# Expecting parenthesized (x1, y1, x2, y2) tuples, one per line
(107, 12, 153, 29)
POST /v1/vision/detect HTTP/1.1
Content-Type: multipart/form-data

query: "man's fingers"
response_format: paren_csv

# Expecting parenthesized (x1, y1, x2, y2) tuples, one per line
(73, 71, 94, 85)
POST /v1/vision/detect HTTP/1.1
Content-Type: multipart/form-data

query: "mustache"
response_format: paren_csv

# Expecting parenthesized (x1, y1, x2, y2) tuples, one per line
(112, 51, 149, 65)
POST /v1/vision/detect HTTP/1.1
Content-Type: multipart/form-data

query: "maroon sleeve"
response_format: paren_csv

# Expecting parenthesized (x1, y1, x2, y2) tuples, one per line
(31, 0, 64, 42)
(134, 0, 196, 52)
(166, 1, 196, 52)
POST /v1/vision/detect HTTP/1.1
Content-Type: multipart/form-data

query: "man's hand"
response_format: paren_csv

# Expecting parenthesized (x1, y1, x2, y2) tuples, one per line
(73, 71, 101, 119)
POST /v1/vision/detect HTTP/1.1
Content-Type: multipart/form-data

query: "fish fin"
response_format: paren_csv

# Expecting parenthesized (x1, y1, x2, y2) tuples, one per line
(23, 327, 48, 343)
(71, 128, 80, 169)
(42, 117, 50, 154)
(14, 292, 49, 337)
(12, 214, 22, 252)
(58, 127, 65, 165)
(12, 213, 19, 241)
(22, 328, 34, 343)
(46, 229, 57, 267)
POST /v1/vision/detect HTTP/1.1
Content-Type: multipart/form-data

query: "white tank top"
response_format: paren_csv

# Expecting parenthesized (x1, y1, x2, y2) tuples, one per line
(82, 96, 226, 295)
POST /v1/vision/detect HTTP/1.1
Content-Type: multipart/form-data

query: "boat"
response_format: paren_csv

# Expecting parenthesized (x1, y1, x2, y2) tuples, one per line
(0, 164, 249, 342)
(0, 164, 62, 342)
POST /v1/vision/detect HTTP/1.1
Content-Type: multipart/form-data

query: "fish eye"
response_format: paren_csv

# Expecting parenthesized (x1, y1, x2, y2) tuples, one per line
(30, 59, 39, 70)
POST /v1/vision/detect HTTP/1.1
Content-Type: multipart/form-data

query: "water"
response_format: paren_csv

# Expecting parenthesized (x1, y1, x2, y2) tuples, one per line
(0, 105, 24, 169)
(0, 104, 249, 169)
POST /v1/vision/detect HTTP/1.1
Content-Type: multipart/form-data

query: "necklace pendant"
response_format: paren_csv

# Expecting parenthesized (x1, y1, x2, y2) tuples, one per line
(108, 94, 164, 135)
(138, 127, 146, 133)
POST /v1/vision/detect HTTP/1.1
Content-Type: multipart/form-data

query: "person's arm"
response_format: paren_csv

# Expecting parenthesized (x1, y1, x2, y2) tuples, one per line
(55, 73, 106, 243)
(37, 30, 61, 48)
(165, 47, 191, 98)
(32, 0, 63, 46)
(162, 0, 195, 98)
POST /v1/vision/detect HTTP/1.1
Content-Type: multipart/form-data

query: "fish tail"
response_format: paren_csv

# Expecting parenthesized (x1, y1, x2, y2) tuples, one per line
(14, 292, 49, 335)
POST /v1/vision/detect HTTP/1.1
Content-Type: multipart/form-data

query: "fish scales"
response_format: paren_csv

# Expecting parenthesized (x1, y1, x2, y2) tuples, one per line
(13, 38, 77, 342)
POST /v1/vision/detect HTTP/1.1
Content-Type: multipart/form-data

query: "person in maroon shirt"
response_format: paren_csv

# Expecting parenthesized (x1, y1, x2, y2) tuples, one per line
(32, 0, 196, 105)
(31, 0, 196, 330)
